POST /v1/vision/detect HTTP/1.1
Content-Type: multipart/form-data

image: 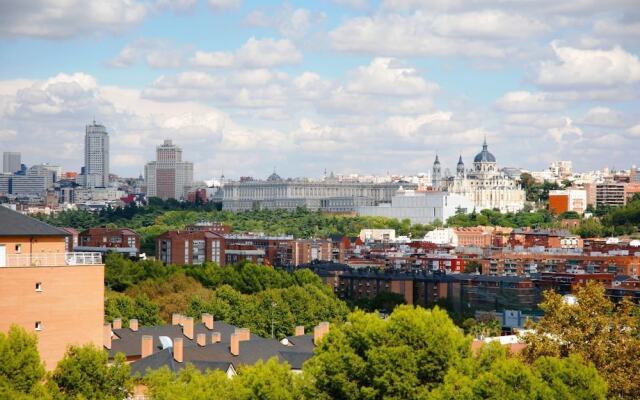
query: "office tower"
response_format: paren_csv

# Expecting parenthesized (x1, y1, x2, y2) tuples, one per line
(2, 152, 21, 174)
(84, 121, 109, 188)
(144, 139, 193, 200)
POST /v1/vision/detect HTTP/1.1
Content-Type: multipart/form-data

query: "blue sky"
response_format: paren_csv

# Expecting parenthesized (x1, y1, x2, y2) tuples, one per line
(1, 0, 639, 180)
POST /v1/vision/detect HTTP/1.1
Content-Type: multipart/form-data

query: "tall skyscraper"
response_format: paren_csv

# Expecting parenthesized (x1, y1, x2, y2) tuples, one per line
(2, 152, 21, 174)
(84, 121, 109, 188)
(145, 139, 193, 200)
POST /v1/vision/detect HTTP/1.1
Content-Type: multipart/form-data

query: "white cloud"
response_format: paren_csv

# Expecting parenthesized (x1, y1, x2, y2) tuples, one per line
(581, 107, 625, 127)
(627, 124, 640, 137)
(0, 0, 147, 39)
(385, 112, 452, 138)
(208, 0, 243, 11)
(329, 11, 546, 58)
(108, 39, 185, 69)
(155, 0, 197, 13)
(346, 58, 438, 96)
(547, 117, 583, 142)
(332, 0, 369, 10)
(189, 51, 235, 68)
(535, 43, 640, 88)
(189, 37, 302, 68)
(494, 91, 564, 113)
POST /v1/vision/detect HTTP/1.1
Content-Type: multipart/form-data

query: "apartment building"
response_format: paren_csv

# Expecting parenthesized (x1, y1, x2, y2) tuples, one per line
(0, 206, 104, 369)
(156, 230, 225, 266)
(77, 227, 141, 256)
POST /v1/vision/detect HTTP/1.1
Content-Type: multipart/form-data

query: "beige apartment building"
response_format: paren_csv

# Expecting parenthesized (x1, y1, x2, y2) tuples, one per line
(0, 206, 104, 369)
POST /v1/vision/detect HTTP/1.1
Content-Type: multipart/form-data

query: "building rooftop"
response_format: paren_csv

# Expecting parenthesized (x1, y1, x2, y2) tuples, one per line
(0, 206, 70, 237)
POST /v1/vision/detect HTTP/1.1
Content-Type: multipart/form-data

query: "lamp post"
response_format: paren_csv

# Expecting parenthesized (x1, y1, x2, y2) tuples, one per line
(271, 301, 277, 339)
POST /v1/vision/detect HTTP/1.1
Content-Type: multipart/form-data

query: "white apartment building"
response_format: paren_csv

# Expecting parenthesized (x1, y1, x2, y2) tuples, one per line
(84, 121, 109, 188)
(357, 188, 474, 225)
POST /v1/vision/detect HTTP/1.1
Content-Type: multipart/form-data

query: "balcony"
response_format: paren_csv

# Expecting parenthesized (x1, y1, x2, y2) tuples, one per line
(1, 252, 102, 267)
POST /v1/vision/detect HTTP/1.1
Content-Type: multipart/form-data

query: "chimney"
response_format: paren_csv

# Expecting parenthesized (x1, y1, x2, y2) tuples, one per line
(103, 324, 112, 350)
(183, 317, 194, 340)
(211, 332, 221, 344)
(172, 313, 182, 325)
(202, 313, 214, 330)
(112, 318, 122, 330)
(130, 319, 139, 332)
(295, 326, 305, 336)
(230, 333, 240, 356)
(235, 327, 250, 341)
(314, 325, 323, 345)
(197, 333, 206, 347)
(141, 335, 153, 358)
(319, 321, 330, 336)
(173, 337, 183, 363)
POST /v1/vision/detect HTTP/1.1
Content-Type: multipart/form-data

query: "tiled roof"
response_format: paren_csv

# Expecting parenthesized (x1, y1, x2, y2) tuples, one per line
(110, 321, 316, 376)
(0, 206, 70, 237)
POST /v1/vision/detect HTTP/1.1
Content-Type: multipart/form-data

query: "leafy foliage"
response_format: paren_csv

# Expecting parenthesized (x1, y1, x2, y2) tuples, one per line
(301, 305, 471, 399)
(0, 325, 46, 395)
(145, 358, 302, 400)
(49, 345, 132, 400)
(522, 282, 640, 399)
(104, 291, 163, 327)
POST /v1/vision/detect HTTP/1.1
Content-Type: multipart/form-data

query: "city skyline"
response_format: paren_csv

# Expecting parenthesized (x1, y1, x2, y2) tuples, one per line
(1, 1, 640, 179)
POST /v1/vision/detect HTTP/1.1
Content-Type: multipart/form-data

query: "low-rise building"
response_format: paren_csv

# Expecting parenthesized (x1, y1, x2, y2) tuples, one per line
(156, 230, 225, 266)
(77, 227, 141, 257)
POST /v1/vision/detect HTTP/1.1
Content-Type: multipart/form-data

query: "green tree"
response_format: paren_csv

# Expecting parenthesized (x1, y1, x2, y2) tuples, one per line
(301, 305, 470, 400)
(575, 218, 605, 238)
(104, 291, 163, 327)
(144, 364, 232, 400)
(50, 345, 132, 400)
(522, 282, 640, 399)
(0, 325, 46, 395)
(231, 358, 301, 400)
(463, 260, 481, 274)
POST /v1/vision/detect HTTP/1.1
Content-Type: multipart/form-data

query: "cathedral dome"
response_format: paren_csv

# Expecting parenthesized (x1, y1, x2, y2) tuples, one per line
(267, 172, 282, 181)
(473, 140, 496, 163)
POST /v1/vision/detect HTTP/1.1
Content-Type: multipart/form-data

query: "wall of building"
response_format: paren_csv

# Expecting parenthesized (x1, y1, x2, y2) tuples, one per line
(0, 265, 104, 369)
(2, 235, 66, 257)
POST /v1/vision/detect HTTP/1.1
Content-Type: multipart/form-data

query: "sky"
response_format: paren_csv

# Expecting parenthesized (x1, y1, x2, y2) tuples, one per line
(1, 0, 639, 181)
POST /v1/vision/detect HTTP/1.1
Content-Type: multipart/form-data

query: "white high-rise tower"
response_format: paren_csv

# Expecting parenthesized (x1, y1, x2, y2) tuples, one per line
(83, 121, 109, 188)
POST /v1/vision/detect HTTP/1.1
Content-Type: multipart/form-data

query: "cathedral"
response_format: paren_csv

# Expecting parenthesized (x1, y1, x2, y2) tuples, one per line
(432, 139, 526, 213)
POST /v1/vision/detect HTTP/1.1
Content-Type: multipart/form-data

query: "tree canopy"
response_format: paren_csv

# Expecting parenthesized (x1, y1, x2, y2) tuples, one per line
(522, 281, 640, 399)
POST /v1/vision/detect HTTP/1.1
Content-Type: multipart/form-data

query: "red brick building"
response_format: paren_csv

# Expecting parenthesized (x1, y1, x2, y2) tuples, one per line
(156, 230, 225, 266)
(78, 227, 141, 256)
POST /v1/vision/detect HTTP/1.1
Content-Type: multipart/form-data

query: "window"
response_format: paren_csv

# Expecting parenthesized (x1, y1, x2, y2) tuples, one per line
(15, 244, 21, 253)
(35, 321, 42, 331)
(127, 237, 136, 248)
(35, 282, 42, 292)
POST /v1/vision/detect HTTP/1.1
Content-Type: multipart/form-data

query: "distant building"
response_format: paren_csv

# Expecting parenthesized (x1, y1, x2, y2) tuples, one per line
(156, 230, 225, 266)
(145, 140, 193, 200)
(359, 229, 396, 243)
(292, 239, 332, 266)
(548, 188, 587, 214)
(222, 173, 412, 213)
(83, 121, 110, 188)
(2, 151, 21, 174)
(357, 189, 474, 225)
(0, 207, 104, 369)
(549, 161, 572, 178)
(77, 227, 141, 257)
(439, 139, 526, 213)
(596, 181, 625, 207)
